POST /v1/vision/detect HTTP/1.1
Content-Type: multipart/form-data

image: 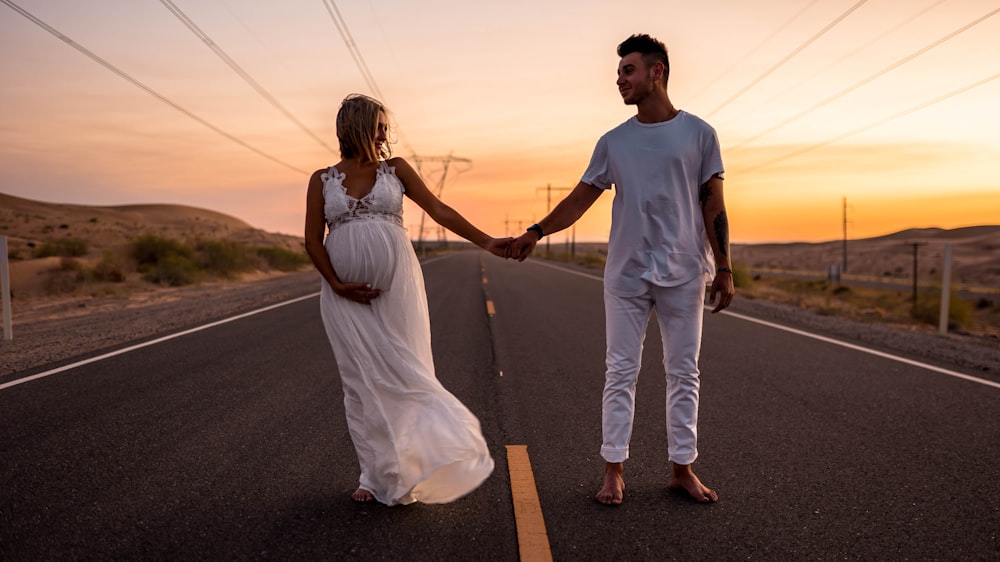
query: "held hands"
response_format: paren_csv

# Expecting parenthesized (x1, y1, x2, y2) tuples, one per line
(508, 231, 540, 261)
(484, 237, 516, 259)
(335, 281, 382, 305)
(479, 234, 539, 261)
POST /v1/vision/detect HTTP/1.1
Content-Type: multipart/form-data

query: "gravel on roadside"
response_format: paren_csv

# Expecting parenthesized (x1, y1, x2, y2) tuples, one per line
(730, 297, 1000, 377)
(0, 270, 321, 379)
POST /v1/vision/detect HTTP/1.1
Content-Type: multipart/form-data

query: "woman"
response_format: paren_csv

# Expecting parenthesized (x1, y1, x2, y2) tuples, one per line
(304, 94, 509, 505)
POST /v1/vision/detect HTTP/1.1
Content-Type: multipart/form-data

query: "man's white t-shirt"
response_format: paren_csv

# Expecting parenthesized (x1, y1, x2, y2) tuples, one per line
(581, 111, 724, 297)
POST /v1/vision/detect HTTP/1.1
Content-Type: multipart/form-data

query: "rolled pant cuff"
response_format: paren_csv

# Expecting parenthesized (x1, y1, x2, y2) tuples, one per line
(668, 450, 699, 466)
(600, 446, 629, 463)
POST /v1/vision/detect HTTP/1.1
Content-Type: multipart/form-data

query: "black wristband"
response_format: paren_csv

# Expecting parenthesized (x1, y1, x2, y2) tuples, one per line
(527, 223, 544, 239)
(716, 266, 733, 274)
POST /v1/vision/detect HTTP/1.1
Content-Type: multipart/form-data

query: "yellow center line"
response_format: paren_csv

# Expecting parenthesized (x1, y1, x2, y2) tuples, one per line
(486, 300, 496, 316)
(506, 445, 553, 562)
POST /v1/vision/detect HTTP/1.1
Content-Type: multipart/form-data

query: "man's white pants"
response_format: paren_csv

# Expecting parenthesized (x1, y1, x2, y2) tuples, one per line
(600, 276, 705, 466)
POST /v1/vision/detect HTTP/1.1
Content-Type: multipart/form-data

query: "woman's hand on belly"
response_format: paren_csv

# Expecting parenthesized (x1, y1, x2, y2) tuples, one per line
(334, 280, 382, 305)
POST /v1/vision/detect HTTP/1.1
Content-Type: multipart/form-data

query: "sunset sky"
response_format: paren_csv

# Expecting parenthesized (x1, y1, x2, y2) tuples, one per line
(1, 0, 998, 243)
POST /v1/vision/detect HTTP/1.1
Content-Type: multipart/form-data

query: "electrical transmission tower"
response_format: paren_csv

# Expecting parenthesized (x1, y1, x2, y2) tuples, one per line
(412, 153, 472, 252)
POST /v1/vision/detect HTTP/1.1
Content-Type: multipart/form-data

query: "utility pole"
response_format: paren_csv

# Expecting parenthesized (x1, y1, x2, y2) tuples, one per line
(842, 196, 848, 273)
(939, 244, 953, 335)
(412, 153, 471, 252)
(905, 241, 928, 310)
(535, 184, 573, 257)
(504, 215, 530, 237)
(1, 236, 11, 341)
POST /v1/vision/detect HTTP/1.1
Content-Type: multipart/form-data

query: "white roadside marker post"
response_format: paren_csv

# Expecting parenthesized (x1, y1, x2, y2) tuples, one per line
(1, 236, 11, 341)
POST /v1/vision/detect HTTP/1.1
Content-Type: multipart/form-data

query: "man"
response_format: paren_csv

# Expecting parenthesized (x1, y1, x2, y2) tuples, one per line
(512, 33, 733, 505)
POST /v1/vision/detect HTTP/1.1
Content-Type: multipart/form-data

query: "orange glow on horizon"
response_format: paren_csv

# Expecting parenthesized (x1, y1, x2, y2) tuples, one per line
(1, 1, 998, 244)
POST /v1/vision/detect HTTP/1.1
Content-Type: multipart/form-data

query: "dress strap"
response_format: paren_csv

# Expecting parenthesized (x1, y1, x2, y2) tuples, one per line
(378, 160, 403, 192)
(321, 165, 341, 184)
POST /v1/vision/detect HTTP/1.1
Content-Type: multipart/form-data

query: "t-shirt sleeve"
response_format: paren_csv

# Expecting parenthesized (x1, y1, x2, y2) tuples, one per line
(700, 127, 725, 186)
(581, 136, 614, 190)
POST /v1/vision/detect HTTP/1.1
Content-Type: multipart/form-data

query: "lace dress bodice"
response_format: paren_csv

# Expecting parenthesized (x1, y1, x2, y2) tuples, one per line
(322, 161, 404, 230)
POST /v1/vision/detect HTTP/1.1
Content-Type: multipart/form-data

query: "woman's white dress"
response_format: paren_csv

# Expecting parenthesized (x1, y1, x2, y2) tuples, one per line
(319, 161, 494, 506)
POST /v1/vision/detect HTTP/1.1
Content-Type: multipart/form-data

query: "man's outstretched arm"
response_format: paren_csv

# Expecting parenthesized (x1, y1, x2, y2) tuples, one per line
(511, 181, 603, 261)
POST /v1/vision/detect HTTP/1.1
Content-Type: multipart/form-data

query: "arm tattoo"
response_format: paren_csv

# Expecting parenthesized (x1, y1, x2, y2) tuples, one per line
(713, 210, 729, 258)
(699, 183, 713, 208)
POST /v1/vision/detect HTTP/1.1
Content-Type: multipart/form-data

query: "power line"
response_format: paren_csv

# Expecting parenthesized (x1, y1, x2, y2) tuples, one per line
(320, 0, 415, 156)
(316, 0, 470, 247)
(738, 70, 1000, 174)
(0, 0, 309, 175)
(689, 0, 821, 103)
(321, 0, 385, 101)
(750, 0, 947, 114)
(730, 6, 1000, 151)
(703, 0, 869, 119)
(159, 0, 336, 153)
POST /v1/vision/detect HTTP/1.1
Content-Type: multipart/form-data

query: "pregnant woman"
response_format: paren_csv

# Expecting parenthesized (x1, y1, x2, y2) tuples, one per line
(304, 94, 510, 505)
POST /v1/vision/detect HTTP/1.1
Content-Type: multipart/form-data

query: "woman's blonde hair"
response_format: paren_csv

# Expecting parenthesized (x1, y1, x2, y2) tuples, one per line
(336, 94, 392, 163)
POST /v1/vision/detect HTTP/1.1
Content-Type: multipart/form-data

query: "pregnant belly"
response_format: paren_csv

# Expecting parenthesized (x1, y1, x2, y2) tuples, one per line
(325, 222, 402, 289)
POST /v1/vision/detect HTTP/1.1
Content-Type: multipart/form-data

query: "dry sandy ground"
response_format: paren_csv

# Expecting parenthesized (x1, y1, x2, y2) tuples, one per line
(0, 270, 321, 378)
(1, 192, 303, 299)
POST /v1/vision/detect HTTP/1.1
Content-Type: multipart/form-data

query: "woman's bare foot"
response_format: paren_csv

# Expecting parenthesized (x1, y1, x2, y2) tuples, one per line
(351, 487, 375, 502)
(595, 462, 625, 505)
(668, 463, 717, 503)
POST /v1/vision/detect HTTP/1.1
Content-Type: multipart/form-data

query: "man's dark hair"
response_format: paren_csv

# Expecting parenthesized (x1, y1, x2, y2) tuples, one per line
(617, 34, 669, 84)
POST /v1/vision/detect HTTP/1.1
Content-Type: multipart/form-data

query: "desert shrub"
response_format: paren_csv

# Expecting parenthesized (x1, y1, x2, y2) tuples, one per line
(911, 289, 974, 330)
(44, 258, 86, 294)
(128, 234, 309, 285)
(34, 237, 89, 258)
(58, 257, 83, 272)
(145, 253, 200, 286)
(255, 246, 310, 272)
(131, 234, 191, 268)
(194, 239, 252, 277)
(91, 252, 129, 283)
(130, 235, 199, 285)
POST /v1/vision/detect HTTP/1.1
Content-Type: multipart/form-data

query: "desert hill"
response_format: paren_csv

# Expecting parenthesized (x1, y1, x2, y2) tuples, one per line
(733, 225, 1000, 289)
(2, 191, 996, 290)
(0, 192, 302, 258)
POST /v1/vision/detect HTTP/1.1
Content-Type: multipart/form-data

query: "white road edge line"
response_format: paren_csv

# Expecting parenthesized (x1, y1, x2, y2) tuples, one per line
(531, 259, 999, 390)
(0, 292, 320, 392)
(5, 256, 449, 392)
(721, 309, 1000, 390)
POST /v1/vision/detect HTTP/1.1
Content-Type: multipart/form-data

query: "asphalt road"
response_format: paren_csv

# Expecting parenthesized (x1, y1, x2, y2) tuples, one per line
(2, 251, 998, 560)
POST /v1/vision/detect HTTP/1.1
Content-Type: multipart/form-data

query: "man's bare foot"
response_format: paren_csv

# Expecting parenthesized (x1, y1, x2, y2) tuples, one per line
(595, 462, 625, 505)
(668, 463, 718, 503)
(351, 487, 375, 502)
